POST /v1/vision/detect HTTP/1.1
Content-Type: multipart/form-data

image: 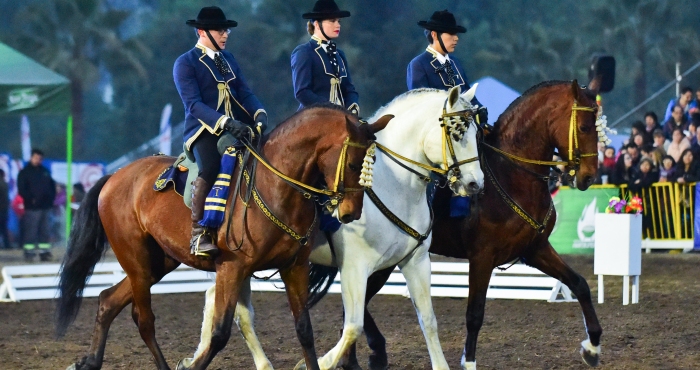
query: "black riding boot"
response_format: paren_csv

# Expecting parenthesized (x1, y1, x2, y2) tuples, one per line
(190, 177, 219, 258)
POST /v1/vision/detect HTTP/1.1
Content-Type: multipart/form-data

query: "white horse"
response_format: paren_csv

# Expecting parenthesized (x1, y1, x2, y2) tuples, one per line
(184, 85, 484, 370)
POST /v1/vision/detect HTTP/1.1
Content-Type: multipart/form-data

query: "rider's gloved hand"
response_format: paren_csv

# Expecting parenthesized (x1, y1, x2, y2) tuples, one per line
(476, 106, 488, 126)
(255, 112, 268, 135)
(223, 117, 249, 139)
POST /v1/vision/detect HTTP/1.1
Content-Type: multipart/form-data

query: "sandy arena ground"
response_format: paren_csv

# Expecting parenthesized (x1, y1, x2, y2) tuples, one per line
(1, 252, 699, 369)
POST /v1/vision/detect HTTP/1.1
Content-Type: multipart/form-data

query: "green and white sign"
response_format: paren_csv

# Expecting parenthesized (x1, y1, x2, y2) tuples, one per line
(549, 186, 621, 254)
(7, 87, 39, 111)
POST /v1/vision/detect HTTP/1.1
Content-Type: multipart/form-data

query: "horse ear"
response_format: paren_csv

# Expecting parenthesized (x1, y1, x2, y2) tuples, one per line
(367, 114, 394, 134)
(587, 74, 602, 95)
(571, 79, 581, 101)
(461, 83, 478, 104)
(448, 85, 461, 108)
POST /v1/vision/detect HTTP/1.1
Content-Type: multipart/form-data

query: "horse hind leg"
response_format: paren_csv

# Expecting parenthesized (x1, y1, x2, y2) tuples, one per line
(67, 278, 134, 370)
(526, 242, 602, 367)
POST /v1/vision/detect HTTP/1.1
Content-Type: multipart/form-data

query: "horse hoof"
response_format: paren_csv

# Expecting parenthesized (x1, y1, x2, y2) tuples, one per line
(580, 339, 601, 367)
(368, 353, 388, 370)
(341, 363, 363, 370)
(176, 358, 194, 370)
(293, 359, 307, 370)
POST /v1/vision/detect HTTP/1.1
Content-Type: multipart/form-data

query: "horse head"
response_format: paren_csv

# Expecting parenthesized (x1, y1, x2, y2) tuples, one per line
(318, 113, 393, 224)
(423, 85, 484, 196)
(548, 79, 602, 190)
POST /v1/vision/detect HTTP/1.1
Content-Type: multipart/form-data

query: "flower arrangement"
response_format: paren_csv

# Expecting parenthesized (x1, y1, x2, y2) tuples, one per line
(605, 196, 643, 214)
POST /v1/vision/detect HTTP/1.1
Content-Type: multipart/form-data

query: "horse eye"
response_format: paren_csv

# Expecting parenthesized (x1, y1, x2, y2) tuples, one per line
(349, 163, 360, 171)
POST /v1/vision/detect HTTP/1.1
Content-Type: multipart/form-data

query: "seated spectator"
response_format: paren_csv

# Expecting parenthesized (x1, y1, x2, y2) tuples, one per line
(644, 111, 661, 142)
(632, 133, 646, 147)
(650, 147, 665, 168)
(664, 87, 695, 122)
(596, 146, 616, 184)
(671, 149, 700, 184)
(629, 158, 659, 193)
(666, 128, 691, 162)
(692, 88, 700, 115)
(663, 105, 689, 139)
(630, 121, 646, 144)
(658, 155, 676, 182)
(612, 152, 637, 185)
(652, 128, 670, 151)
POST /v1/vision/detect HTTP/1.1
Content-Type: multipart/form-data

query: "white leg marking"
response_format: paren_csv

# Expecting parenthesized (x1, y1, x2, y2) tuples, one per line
(193, 285, 216, 360)
(235, 277, 274, 370)
(581, 338, 601, 355)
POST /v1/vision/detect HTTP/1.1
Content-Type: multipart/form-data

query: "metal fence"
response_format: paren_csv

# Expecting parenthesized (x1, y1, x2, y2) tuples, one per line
(619, 182, 696, 241)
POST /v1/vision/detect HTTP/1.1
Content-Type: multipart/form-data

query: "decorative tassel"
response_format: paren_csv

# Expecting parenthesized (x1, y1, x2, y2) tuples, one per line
(359, 143, 376, 188)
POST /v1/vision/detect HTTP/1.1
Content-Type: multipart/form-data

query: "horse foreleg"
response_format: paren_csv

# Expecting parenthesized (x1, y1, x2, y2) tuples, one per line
(281, 260, 321, 370)
(235, 277, 275, 370)
(525, 242, 602, 367)
(178, 260, 245, 370)
(313, 263, 369, 370)
(462, 256, 494, 370)
(398, 248, 448, 370)
(343, 266, 394, 370)
(68, 278, 133, 370)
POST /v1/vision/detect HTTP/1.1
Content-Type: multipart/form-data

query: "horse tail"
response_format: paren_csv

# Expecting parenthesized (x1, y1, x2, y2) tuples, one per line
(55, 175, 112, 338)
(306, 263, 338, 309)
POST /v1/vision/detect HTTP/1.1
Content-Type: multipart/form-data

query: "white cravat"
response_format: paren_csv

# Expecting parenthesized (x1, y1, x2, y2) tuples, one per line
(427, 45, 451, 65)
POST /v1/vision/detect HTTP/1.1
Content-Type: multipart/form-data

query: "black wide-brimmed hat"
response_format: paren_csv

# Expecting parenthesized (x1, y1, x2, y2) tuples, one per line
(186, 6, 238, 29)
(302, 0, 351, 20)
(418, 10, 466, 34)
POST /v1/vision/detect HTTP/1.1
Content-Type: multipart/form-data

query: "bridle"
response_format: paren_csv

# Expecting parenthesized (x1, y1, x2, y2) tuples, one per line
(240, 134, 368, 212)
(359, 96, 480, 242)
(369, 96, 480, 193)
(480, 99, 600, 233)
(482, 100, 598, 181)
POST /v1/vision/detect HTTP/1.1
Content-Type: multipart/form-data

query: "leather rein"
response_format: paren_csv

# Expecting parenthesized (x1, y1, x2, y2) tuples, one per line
(480, 101, 598, 233)
(223, 128, 369, 253)
(365, 98, 480, 242)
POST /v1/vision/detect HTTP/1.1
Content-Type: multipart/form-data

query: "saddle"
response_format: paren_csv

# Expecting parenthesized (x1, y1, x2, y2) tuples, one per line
(153, 132, 240, 208)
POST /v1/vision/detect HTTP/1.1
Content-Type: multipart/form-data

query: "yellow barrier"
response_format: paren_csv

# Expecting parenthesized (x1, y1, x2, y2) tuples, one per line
(617, 182, 696, 240)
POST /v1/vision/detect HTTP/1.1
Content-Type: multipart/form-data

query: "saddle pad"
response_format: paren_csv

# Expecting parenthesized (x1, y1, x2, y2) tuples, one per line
(153, 165, 188, 197)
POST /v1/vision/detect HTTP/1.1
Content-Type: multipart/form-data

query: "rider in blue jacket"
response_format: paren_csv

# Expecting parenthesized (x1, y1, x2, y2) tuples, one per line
(174, 6, 267, 258)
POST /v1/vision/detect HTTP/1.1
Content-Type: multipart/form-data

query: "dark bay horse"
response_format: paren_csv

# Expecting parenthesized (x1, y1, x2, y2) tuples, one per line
(55, 105, 392, 370)
(346, 79, 605, 370)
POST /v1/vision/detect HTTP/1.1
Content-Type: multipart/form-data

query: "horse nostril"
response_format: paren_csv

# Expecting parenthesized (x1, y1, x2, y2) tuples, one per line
(467, 182, 480, 194)
(341, 214, 354, 224)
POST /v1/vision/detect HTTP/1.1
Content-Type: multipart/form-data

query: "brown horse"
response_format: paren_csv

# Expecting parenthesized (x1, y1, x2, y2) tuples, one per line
(55, 105, 392, 370)
(344, 79, 605, 370)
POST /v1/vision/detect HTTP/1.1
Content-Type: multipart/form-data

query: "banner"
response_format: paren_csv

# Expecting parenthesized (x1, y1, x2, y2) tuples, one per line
(549, 186, 621, 254)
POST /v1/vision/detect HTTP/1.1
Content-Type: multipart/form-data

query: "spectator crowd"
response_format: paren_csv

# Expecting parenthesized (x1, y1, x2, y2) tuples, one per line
(596, 86, 700, 190)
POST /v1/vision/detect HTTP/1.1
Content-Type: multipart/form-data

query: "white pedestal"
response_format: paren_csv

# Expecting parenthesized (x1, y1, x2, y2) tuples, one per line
(594, 213, 642, 305)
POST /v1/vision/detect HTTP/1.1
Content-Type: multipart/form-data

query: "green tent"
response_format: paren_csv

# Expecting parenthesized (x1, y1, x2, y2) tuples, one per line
(0, 42, 74, 240)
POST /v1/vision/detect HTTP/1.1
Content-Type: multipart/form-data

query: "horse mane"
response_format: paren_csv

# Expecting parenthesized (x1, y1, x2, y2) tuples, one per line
(372, 88, 446, 118)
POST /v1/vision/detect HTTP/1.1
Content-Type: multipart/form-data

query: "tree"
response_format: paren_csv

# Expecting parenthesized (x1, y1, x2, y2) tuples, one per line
(10, 0, 149, 157)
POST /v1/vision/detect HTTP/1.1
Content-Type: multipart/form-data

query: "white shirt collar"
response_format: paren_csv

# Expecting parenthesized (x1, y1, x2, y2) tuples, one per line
(427, 46, 450, 64)
(311, 36, 328, 51)
(197, 43, 219, 60)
